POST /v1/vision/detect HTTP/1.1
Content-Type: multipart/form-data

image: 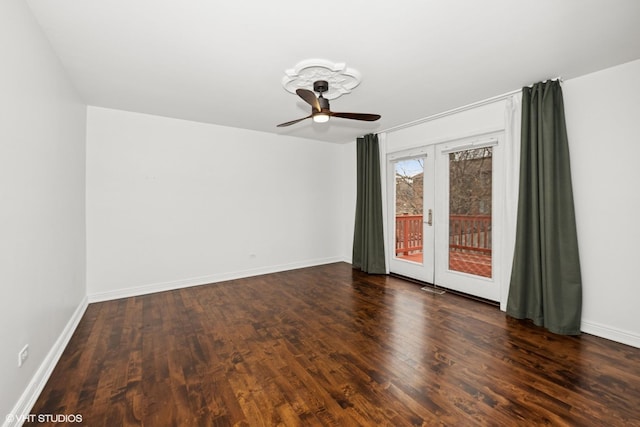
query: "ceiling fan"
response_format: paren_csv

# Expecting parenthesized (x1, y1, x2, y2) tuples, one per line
(277, 80, 381, 127)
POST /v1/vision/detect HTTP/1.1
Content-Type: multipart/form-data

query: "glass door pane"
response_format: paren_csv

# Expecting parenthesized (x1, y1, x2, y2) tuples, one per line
(394, 159, 424, 264)
(448, 147, 492, 278)
(388, 148, 435, 284)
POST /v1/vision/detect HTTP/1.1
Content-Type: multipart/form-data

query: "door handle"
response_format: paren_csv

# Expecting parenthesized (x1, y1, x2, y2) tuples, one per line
(427, 209, 432, 226)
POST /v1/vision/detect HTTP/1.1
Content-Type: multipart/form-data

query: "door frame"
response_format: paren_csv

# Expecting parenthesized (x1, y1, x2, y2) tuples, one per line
(385, 130, 505, 303)
(433, 132, 504, 301)
(386, 146, 435, 283)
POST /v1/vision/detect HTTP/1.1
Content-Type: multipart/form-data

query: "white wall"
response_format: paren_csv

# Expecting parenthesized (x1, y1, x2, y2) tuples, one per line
(341, 141, 357, 264)
(0, 0, 87, 421)
(86, 107, 348, 299)
(385, 100, 508, 153)
(382, 61, 640, 347)
(564, 59, 640, 347)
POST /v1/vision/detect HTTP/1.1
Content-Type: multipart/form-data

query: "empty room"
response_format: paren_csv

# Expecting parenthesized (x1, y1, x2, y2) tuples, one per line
(2, 0, 640, 425)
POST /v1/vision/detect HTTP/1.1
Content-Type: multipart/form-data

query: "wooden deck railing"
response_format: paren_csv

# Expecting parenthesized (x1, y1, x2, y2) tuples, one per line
(395, 214, 491, 255)
(449, 214, 491, 254)
(395, 215, 423, 256)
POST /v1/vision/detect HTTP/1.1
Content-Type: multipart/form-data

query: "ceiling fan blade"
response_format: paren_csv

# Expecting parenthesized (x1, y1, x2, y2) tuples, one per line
(330, 112, 381, 121)
(296, 89, 321, 112)
(277, 115, 312, 127)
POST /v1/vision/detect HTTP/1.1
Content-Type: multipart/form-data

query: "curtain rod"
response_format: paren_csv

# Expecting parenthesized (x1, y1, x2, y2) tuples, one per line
(379, 77, 562, 135)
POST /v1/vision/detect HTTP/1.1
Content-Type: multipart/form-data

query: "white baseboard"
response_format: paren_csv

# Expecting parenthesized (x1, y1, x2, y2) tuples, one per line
(89, 257, 345, 303)
(581, 319, 640, 348)
(3, 296, 89, 427)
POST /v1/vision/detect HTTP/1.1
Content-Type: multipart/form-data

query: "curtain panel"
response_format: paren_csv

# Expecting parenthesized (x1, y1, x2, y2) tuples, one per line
(507, 80, 583, 335)
(353, 133, 386, 274)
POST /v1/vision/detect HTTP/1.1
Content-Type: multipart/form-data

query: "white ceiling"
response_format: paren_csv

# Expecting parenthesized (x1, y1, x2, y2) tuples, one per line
(26, 0, 640, 143)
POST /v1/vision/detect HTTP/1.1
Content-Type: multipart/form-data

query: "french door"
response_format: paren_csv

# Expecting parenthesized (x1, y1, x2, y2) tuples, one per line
(387, 133, 503, 302)
(387, 146, 435, 282)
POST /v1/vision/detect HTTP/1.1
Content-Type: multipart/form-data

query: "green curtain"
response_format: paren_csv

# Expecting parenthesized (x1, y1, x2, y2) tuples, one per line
(352, 133, 386, 274)
(507, 80, 582, 335)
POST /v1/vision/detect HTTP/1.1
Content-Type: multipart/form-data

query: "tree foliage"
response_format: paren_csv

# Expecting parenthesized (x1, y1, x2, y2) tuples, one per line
(394, 148, 492, 216)
(449, 147, 492, 216)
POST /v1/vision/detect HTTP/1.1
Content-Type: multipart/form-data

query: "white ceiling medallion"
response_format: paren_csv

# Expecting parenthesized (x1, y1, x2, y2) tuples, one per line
(282, 59, 362, 100)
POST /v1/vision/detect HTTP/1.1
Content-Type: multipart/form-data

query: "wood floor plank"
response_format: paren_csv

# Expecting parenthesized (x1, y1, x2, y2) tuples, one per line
(27, 263, 640, 426)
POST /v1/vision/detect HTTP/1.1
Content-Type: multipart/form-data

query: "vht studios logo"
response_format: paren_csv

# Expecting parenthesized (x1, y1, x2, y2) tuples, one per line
(6, 413, 83, 423)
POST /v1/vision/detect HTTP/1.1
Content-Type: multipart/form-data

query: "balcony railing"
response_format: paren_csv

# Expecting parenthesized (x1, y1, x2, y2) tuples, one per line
(395, 214, 491, 256)
(449, 214, 492, 254)
(395, 214, 423, 256)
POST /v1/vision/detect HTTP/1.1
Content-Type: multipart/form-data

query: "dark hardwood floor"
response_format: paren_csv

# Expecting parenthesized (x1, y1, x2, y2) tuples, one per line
(29, 263, 640, 426)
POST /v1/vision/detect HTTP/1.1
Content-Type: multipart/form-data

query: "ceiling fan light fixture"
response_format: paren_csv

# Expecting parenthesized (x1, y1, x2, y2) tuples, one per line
(313, 113, 330, 123)
(276, 80, 380, 128)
